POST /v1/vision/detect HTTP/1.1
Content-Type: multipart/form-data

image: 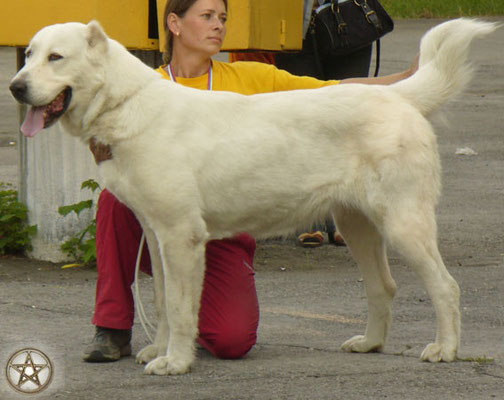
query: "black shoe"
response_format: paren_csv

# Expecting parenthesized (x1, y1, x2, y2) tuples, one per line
(82, 326, 132, 362)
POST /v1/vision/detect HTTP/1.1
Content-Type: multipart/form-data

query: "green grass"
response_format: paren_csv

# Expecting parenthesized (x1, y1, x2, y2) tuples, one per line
(380, 0, 504, 18)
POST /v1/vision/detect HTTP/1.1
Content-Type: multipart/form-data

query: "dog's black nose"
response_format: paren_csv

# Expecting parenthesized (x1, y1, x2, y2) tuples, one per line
(9, 80, 28, 102)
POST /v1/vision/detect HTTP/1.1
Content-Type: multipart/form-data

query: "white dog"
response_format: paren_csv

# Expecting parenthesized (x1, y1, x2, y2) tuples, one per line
(10, 19, 496, 375)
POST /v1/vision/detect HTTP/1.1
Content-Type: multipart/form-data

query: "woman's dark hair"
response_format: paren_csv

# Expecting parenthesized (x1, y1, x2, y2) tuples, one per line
(162, 0, 228, 64)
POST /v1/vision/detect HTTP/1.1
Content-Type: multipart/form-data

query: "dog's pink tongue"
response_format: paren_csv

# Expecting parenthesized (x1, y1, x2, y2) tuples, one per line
(21, 106, 46, 137)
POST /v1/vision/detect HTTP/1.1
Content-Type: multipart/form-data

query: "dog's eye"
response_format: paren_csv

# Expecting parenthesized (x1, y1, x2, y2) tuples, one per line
(25, 50, 32, 58)
(48, 53, 63, 62)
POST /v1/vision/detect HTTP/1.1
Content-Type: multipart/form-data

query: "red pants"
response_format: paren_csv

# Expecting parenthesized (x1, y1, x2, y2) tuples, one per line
(92, 189, 259, 359)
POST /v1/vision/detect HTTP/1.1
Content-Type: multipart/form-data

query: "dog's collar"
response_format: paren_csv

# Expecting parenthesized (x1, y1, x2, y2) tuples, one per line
(166, 62, 213, 91)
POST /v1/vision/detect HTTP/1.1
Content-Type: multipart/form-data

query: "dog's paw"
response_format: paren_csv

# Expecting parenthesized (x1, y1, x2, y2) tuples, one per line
(420, 343, 456, 362)
(143, 356, 191, 376)
(136, 344, 161, 365)
(341, 335, 384, 353)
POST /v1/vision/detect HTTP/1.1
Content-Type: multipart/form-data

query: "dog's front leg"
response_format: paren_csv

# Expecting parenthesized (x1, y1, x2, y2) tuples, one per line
(143, 223, 207, 376)
(136, 226, 169, 365)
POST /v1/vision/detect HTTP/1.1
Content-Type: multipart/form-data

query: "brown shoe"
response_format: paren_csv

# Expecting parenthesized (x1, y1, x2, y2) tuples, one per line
(298, 231, 324, 248)
(329, 232, 346, 247)
(82, 326, 132, 362)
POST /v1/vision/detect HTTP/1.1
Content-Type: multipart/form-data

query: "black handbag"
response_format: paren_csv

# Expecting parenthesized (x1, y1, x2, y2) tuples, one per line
(309, 0, 394, 76)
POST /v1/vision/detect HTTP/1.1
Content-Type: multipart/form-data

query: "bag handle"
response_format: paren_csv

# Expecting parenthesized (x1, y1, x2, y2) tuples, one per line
(353, 0, 382, 76)
(354, 0, 383, 33)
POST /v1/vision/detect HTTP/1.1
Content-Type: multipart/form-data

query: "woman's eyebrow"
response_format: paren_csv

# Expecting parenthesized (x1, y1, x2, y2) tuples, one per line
(201, 8, 227, 16)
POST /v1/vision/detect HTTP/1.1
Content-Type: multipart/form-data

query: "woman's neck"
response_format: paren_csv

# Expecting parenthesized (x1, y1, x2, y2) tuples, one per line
(169, 51, 212, 79)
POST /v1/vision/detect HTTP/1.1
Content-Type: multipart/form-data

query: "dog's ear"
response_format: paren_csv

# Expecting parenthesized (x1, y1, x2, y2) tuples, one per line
(86, 20, 108, 51)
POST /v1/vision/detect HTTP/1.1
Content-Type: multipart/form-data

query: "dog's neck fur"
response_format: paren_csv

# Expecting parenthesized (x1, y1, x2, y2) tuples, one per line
(60, 37, 161, 145)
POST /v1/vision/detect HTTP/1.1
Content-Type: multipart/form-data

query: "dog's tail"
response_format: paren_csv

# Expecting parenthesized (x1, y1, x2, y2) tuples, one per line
(392, 18, 497, 116)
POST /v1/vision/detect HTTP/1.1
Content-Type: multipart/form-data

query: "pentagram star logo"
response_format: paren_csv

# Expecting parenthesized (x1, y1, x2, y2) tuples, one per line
(5, 348, 53, 394)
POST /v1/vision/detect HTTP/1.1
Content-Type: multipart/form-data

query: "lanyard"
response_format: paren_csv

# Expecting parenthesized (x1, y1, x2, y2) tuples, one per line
(167, 62, 213, 91)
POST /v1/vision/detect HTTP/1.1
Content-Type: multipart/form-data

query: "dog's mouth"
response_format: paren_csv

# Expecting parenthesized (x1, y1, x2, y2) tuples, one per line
(21, 87, 72, 137)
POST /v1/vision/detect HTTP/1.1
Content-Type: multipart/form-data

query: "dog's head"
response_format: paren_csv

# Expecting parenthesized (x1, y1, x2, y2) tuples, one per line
(9, 21, 109, 137)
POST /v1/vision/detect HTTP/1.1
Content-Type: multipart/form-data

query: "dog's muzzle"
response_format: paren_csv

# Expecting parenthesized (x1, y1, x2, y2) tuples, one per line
(9, 82, 73, 138)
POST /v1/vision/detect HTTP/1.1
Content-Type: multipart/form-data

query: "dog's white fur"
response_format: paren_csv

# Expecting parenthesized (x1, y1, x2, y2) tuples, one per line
(11, 19, 496, 375)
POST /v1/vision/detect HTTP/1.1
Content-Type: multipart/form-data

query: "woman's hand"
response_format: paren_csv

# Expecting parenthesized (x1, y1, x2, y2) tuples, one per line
(89, 137, 113, 164)
(407, 53, 420, 78)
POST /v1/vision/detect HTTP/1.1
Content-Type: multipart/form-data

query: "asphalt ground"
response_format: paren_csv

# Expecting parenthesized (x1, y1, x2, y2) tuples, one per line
(0, 18, 503, 399)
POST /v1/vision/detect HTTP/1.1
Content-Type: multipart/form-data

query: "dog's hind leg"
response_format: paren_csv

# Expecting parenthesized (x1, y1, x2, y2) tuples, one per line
(143, 221, 207, 375)
(136, 226, 169, 365)
(336, 208, 397, 354)
(383, 205, 460, 362)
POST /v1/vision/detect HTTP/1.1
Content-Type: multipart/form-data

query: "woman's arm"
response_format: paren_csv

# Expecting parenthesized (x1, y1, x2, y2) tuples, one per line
(341, 54, 420, 85)
(270, 53, 420, 92)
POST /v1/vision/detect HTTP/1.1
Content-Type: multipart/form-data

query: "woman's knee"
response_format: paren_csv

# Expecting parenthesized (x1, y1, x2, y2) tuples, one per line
(98, 189, 133, 219)
(199, 321, 257, 359)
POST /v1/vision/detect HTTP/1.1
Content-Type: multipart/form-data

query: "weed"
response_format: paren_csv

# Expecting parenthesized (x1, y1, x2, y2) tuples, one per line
(458, 355, 495, 364)
(58, 179, 101, 265)
(0, 182, 37, 255)
(381, 0, 504, 18)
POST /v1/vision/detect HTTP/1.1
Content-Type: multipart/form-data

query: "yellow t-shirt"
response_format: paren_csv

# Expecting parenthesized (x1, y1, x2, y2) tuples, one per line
(155, 60, 339, 94)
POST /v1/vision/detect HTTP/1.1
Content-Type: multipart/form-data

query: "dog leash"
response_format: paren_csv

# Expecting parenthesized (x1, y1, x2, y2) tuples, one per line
(134, 233, 155, 343)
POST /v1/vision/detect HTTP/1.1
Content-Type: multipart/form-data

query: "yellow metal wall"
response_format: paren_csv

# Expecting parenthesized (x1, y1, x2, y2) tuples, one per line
(0, 0, 303, 51)
(223, 0, 303, 51)
(0, 0, 158, 49)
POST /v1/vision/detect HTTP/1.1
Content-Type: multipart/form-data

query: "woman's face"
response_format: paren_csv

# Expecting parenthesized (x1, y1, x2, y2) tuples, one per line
(169, 0, 227, 58)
